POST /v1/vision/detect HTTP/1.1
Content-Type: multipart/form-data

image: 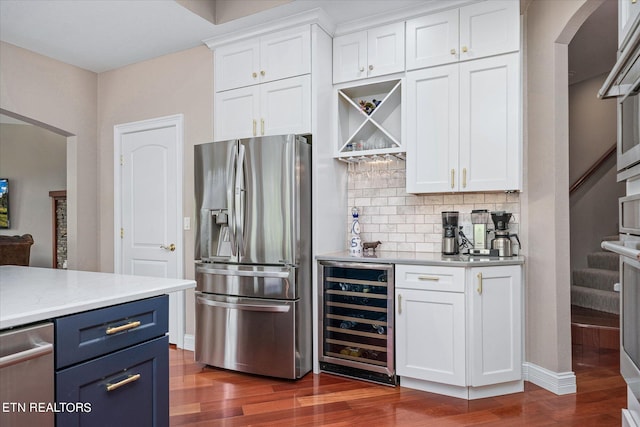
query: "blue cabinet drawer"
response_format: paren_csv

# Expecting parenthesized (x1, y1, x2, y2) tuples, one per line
(54, 295, 168, 369)
(56, 335, 168, 427)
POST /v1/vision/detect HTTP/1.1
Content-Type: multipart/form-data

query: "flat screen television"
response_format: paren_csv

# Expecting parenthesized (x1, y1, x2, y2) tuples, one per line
(0, 178, 9, 228)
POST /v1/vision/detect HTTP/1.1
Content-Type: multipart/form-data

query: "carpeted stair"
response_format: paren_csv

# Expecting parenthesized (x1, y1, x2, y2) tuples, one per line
(570, 239, 620, 314)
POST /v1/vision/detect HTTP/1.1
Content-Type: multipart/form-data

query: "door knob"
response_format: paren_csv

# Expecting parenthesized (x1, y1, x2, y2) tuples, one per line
(160, 243, 176, 252)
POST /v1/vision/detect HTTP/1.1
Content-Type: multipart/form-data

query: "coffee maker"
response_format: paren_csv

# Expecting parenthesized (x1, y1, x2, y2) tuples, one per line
(490, 211, 521, 257)
(441, 211, 459, 255)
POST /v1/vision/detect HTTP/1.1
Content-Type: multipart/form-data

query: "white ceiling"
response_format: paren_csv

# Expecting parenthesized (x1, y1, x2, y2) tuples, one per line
(0, 0, 427, 73)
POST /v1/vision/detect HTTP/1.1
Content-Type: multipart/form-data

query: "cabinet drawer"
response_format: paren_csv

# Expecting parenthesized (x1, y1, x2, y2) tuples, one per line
(395, 264, 464, 292)
(56, 335, 168, 427)
(55, 295, 168, 369)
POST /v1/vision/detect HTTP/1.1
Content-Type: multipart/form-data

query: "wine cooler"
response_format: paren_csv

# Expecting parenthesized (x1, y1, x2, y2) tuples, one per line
(318, 261, 396, 385)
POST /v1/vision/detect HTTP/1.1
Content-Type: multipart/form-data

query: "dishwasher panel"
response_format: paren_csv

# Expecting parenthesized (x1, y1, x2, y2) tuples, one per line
(0, 322, 54, 426)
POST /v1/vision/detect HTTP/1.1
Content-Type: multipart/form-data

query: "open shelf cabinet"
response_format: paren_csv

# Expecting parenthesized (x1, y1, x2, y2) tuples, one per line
(336, 78, 404, 159)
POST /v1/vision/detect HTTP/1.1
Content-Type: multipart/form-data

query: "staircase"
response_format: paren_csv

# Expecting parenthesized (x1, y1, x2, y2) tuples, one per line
(570, 239, 620, 315)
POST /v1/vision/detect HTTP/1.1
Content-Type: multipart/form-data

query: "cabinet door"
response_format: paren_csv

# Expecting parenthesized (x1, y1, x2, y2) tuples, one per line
(395, 288, 466, 386)
(56, 335, 169, 427)
(459, 53, 520, 192)
(459, 0, 520, 61)
(406, 9, 459, 70)
(260, 26, 311, 84)
(214, 40, 261, 92)
(468, 265, 522, 387)
(260, 75, 311, 137)
(406, 65, 459, 193)
(367, 22, 406, 78)
(214, 85, 259, 141)
(333, 31, 368, 84)
(620, 0, 640, 48)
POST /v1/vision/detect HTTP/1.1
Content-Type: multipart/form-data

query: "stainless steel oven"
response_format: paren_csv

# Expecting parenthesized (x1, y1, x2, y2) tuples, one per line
(618, 80, 640, 173)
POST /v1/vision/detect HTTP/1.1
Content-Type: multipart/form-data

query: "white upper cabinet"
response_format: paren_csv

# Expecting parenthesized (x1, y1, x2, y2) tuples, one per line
(333, 22, 405, 84)
(406, 52, 520, 193)
(619, 0, 640, 49)
(214, 75, 311, 141)
(406, 0, 520, 71)
(215, 26, 311, 92)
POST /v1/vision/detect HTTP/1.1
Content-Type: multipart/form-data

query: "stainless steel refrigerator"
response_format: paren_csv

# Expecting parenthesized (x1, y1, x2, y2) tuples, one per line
(194, 134, 312, 379)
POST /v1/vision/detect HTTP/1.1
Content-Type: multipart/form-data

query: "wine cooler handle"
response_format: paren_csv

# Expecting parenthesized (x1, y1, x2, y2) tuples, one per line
(397, 294, 402, 314)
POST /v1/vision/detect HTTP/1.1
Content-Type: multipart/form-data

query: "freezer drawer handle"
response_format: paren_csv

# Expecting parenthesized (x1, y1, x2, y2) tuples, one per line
(197, 297, 290, 313)
(106, 320, 141, 335)
(106, 373, 141, 392)
(0, 342, 53, 369)
(196, 266, 290, 279)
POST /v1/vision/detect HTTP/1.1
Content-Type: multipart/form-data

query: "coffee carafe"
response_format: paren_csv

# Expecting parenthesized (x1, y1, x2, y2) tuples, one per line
(441, 211, 459, 255)
(490, 211, 521, 257)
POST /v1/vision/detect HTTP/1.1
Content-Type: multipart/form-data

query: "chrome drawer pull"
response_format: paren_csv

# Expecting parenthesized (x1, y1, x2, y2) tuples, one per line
(106, 373, 141, 392)
(417, 276, 440, 281)
(106, 320, 141, 335)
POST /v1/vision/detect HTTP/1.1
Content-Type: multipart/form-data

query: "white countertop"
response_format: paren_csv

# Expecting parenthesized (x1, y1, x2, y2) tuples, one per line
(316, 250, 525, 266)
(0, 266, 196, 329)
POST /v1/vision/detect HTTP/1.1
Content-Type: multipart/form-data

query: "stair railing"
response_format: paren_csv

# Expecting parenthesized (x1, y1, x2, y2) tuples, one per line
(569, 143, 617, 194)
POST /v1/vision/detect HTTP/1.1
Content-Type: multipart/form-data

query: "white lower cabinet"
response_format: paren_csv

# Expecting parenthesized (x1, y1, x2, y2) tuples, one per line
(395, 263, 523, 399)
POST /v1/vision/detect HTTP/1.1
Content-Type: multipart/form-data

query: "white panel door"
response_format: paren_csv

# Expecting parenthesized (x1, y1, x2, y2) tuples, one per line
(406, 9, 459, 70)
(260, 26, 311, 84)
(333, 31, 367, 84)
(406, 65, 459, 193)
(468, 265, 522, 387)
(214, 40, 260, 92)
(260, 75, 311, 137)
(459, 53, 520, 191)
(214, 85, 259, 141)
(395, 288, 466, 386)
(367, 22, 405, 78)
(117, 115, 184, 346)
(459, 0, 520, 61)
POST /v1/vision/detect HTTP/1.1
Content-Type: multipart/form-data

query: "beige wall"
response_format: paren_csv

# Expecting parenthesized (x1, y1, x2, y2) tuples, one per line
(215, 0, 292, 24)
(523, 0, 604, 374)
(0, 41, 98, 271)
(97, 45, 214, 336)
(0, 123, 66, 267)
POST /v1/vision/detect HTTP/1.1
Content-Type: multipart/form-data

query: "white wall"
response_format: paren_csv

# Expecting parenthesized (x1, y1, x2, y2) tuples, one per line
(0, 123, 66, 267)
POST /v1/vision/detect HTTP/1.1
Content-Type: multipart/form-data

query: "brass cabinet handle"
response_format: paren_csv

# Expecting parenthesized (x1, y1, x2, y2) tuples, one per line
(451, 169, 455, 189)
(462, 46, 468, 53)
(398, 294, 402, 314)
(418, 276, 440, 281)
(160, 243, 176, 252)
(450, 48, 456, 55)
(477, 272, 483, 295)
(253, 119, 257, 136)
(463, 168, 467, 188)
(106, 374, 141, 392)
(106, 321, 141, 335)
(260, 70, 265, 76)
(261, 118, 265, 135)
(252, 72, 257, 78)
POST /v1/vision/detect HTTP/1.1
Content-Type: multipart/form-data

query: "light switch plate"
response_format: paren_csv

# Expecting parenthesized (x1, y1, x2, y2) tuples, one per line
(183, 217, 191, 230)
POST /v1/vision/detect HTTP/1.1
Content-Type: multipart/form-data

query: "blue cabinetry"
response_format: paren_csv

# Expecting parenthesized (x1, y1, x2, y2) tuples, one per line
(54, 295, 169, 427)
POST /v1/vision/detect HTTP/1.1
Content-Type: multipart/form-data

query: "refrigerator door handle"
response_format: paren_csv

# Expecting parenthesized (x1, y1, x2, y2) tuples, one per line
(197, 296, 291, 313)
(226, 144, 238, 255)
(196, 265, 291, 279)
(235, 143, 246, 257)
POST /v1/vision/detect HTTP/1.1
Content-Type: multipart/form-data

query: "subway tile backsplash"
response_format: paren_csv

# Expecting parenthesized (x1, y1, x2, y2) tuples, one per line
(346, 162, 521, 252)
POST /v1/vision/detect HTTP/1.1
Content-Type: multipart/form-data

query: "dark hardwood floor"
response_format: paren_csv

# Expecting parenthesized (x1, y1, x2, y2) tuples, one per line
(169, 342, 626, 426)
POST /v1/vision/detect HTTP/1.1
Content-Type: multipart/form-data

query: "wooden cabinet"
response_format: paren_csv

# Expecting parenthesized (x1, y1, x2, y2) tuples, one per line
(214, 26, 310, 92)
(395, 263, 523, 399)
(333, 22, 405, 84)
(406, 53, 520, 193)
(55, 296, 169, 426)
(214, 75, 311, 141)
(406, 0, 520, 71)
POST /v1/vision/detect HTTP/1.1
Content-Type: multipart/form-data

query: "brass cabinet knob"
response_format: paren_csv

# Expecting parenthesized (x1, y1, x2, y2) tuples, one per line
(369, 64, 374, 71)
(260, 70, 265, 76)
(450, 48, 456, 55)
(462, 46, 468, 53)
(252, 72, 257, 78)
(360, 66, 365, 72)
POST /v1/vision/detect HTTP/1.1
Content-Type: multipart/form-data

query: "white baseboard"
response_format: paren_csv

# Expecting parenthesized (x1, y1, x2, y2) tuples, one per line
(182, 333, 195, 352)
(523, 362, 576, 395)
